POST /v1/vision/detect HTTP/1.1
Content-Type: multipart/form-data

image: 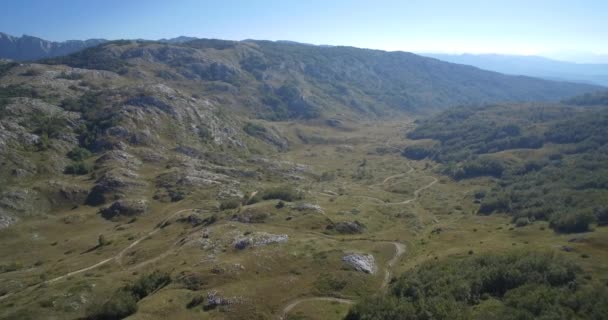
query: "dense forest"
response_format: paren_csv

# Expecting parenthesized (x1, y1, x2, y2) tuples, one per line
(404, 103, 608, 233)
(346, 251, 608, 320)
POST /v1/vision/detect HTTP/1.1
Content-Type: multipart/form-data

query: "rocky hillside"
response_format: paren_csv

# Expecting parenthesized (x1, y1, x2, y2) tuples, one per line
(42, 39, 602, 116)
(0, 39, 602, 229)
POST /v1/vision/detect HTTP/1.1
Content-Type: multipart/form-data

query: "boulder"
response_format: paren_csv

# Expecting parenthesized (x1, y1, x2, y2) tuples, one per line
(342, 254, 376, 274)
(331, 221, 366, 234)
(292, 203, 324, 213)
(100, 199, 148, 220)
(86, 168, 146, 205)
(233, 232, 288, 250)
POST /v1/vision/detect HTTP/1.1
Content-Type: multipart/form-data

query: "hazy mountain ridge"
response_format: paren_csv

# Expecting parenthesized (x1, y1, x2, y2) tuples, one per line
(41, 39, 602, 116)
(423, 53, 608, 86)
(0, 32, 108, 61)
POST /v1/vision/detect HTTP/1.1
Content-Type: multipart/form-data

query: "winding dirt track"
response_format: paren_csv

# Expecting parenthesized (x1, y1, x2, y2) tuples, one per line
(280, 297, 354, 318)
(1, 133, 436, 320)
(276, 240, 407, 319)
(0, 208, 195, 301)
(278, 159, 437, 319)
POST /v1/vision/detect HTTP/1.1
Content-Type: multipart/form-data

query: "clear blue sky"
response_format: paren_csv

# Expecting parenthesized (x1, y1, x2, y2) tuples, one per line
(2, 0, 607, 59)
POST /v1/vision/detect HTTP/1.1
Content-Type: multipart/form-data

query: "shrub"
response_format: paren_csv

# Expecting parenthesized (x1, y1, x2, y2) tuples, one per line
(474, 190, 487, 199)
(594, 207, 608, 226)
(478, 195, 511, 214)
(402, 145, 435, 160)
(126, 270, 172, 300)
(179, 272, 207, 291)
(86, 289, 138, 320)
(0, 262, 21, 273)
(67, 147, 92, 161)
(64, 161, 92, 175)
(219, 199, 241, 211)
(243, 122, 267, 136)
(186, 295, 204, 309)
(549, 211, 595, 233)
(21, 68, 43, 76)
(262, 187, 302, 202)
(56, 71, 84, 80)
(514, 217, 530, 227)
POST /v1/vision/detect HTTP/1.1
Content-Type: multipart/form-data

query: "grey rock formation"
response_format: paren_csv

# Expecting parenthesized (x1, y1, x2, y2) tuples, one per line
(331, 221, 366, 234)
(342, 253, 376, 274)
(99, 199, 148, 219)
(234, 232, 288, 249)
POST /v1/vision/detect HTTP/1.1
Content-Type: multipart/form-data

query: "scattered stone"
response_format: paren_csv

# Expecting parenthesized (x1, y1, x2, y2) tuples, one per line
(330, 221, 366, 234)
(204, 291, 231, 310)
(234, 238, 251, 250)
(292, 203, 324, 213)
(233, 232, 288, 250)
(231, 209, 268, 223)
(561, 246, 575, 252)
(431, 227, 443, 234)
(342, 254, 376, 274)
(325, 118, 344, 128)
(99, 199, 148, 220)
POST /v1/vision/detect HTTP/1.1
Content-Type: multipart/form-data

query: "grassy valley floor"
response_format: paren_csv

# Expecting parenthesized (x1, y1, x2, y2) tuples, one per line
(1, 117, 606, 320)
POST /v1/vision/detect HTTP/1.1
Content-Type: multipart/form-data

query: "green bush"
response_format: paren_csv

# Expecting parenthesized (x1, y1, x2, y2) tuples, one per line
(262, 187, 302, 202)
(549, 211, 595, 233)
(86, 289, 138, 320)
(595, 207, 608, 226)
(514, 217, 530, 227)
(478, 195, 511, 214)
(402, 145, 435, 160)
(67, 147, 92, 161)
(243, 122, 267, 136)
(219, 199, 241, 211)
(64, 161, 92, 175)
(127, 270, 172, 300)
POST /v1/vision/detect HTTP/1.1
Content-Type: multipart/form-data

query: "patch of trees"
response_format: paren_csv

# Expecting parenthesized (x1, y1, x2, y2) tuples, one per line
(60, 90, 121, 151)
(402, 145, 435, 160)
(345, 251, 608, 320)
(407, 104, 608, 233)
(0, 84, 40, 110)
(41, 42, 131, 74)
(87, 270, 171, 320)
(563, 90, 608, 106)
(0, 61, 18, 78)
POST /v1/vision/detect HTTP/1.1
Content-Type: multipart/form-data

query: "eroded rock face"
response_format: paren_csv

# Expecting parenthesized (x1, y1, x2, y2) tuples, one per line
(342, 254, 376, 274)
(99, 199, 148, 219)
(86, 168, 146, 205)
(233, 232, 288, 250)
(331, 221, 366, 234)
(231, 209, 268, 224)
(291, 203, 324, 213)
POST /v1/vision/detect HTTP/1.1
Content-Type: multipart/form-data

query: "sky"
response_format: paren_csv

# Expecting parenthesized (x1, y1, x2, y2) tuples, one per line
(2, 0, 608, 63)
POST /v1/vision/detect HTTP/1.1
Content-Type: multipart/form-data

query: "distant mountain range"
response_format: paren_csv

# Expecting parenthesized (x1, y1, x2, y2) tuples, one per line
(421, 53, 608, 86)
(1, 32, 607, 88)
(0, 32, 107, 61)
(0, 33, 201, 61)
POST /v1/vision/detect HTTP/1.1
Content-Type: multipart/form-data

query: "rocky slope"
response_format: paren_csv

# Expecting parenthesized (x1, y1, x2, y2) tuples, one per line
(0, 39, 602, 229)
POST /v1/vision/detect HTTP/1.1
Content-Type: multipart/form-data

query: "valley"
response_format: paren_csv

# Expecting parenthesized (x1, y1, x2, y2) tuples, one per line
(1, 115, 606, 319)
(0, 39, 606, 320)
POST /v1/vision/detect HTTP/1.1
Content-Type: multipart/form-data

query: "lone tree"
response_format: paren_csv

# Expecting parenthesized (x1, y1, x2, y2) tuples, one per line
(98, 234, 108, 247)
